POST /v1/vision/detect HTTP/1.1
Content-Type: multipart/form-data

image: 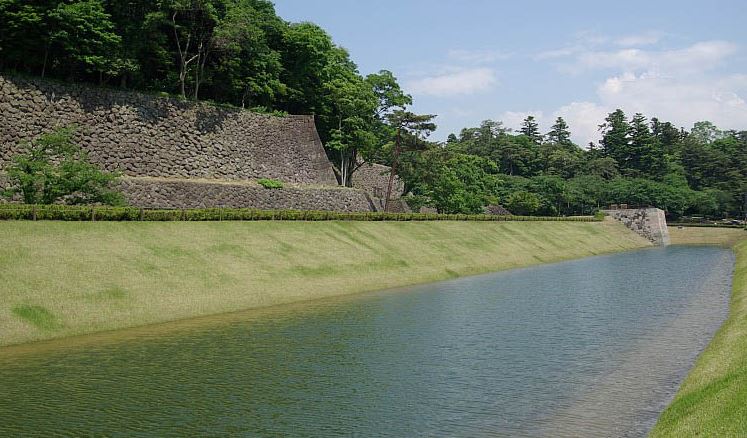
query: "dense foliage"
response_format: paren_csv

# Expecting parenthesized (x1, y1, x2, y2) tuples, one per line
(2, 128, 124, 205)
(0, 0, 413, 186)
(401, 115, 746, 218)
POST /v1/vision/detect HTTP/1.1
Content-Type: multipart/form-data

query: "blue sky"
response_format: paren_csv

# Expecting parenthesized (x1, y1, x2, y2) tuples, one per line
(273, 0, 747, 144)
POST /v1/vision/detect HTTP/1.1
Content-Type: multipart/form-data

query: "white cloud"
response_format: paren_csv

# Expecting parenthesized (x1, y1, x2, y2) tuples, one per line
(499, 110, 546, 133)
(407, 68, 498, 97)
(448, 49, 511, 64)
(515, 38, 747, 146)
(553, 102, 610, 146)
(595, 72, 747, 130)
(571, 40, 737, 74)
(532, 73, 747, 147)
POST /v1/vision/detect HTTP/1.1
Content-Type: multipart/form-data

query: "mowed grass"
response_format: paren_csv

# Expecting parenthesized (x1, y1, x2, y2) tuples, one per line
(669, 226, 746, 247)
(0, 219, 649, 346)
(650, 230, 747, 437)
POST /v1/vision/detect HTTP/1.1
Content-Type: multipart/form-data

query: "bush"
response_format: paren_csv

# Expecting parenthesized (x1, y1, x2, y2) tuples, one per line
(0, 204, 599, 223)
(2, 127, 125, 206)
(257, 178, 284, 189)
(505, 191, 542, 216)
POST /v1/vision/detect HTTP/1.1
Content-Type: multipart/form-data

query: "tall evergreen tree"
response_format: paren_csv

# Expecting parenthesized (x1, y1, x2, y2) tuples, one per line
(547, 117, 572, 145)
(520, 116, 542, 144)
(599, 109, 630, 167)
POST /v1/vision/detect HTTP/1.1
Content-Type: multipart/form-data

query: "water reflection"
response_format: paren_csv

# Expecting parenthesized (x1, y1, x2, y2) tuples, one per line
(0, 246, 734, 437)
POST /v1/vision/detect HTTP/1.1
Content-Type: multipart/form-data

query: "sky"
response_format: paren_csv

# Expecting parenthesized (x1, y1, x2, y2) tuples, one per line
(273, 0, 747, 145)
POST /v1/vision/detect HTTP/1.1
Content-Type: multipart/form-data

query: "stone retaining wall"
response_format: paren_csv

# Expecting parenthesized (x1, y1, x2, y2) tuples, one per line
(0, 75, 337, 185)
(119, 178, 374, 212)
(352, 163, 404, 199)
(603, 208, 671, 246)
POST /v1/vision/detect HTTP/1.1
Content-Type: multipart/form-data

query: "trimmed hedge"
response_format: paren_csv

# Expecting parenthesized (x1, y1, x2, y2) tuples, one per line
(0, 204, 600, 223)
(669, 222, 747, 230)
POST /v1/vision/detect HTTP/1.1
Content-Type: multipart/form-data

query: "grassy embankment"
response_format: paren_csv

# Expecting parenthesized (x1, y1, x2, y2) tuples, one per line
(651, 227, 747, 437)
(0, 219, 649, 347)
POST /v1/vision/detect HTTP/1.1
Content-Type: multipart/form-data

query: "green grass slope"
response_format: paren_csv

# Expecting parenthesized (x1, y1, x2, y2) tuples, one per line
(650, 238, 747, 437)
(0, 220, 649, 346)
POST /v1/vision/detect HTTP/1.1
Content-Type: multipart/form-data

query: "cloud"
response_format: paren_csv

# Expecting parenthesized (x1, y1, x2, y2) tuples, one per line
(615, 31, 663, 47)
(448, 49, 512, 64)
(535, 73, 747, 147)
(596, 72, 747, 129)
(553, 102, 611, 146)
(522, 38, 746, 146)
(499, 110, 546, 133)
(407, 68, 498, 97)
(569, 40, 738, 74)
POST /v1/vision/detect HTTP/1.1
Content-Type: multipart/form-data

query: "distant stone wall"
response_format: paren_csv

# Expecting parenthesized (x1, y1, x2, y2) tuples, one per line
(0, 75, 337, 185)
(119, 177, 374, 212)
(353, 163, 404, 199)
(603, 208, 671, 246)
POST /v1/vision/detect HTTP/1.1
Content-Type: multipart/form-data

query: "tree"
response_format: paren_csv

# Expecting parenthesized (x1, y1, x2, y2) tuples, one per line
(363, 70, 411, 164)
(46, 1, 124, 82)
(520, 116, 542, 144)
(0, 1, 49, 74)
(211, 0, 285, 108)
(582, 157, 619, 180)
(690, 121, 724, 144)
(384, 110, 436, 211)
(651, 118, 682, 155)
(628, 113, 665, 178)
(413, 152, 499, 214)
(2, 128, 124, 205)
(599, 109, 631, 166)
(547, 117, 572, 145)
(505, 191, 541, 216)
(160, 0, 223, 98)
(323, 51, 378, 187)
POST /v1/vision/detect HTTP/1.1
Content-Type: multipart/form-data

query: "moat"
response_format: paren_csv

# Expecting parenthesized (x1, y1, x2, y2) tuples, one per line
(0, 246, 734, 437)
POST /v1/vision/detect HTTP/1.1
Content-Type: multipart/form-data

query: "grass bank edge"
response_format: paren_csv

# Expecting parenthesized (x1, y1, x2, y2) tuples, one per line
(0, 220, 646, 347)
(650, 236, 747, 437)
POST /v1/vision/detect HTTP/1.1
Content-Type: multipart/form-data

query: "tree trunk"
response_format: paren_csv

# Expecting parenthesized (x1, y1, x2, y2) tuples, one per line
(41, 44, 49, 78)
(384, 127, 402, 212)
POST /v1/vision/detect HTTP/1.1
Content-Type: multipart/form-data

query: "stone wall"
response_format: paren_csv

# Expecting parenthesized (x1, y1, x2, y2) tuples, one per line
(352, 163, 404, 199)
(0, 75, 337, 185)
(603, 208, 671, 246)
(119, 177, 374, 212)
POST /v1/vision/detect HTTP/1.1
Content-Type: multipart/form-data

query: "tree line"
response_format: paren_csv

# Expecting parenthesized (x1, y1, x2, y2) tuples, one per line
(397, 114, 746, 218)
(0, 0, 415, 186)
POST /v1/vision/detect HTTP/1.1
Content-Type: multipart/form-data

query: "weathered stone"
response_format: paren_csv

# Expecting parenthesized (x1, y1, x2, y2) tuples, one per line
(603, 208, 671, 246)
(0, 75, 337, 186)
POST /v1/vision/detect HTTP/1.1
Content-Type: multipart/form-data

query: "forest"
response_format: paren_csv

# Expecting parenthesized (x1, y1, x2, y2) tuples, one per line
(0, 0, 745, 218)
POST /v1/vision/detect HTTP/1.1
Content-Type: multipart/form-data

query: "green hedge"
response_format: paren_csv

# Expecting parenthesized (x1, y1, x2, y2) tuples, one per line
(669, 222, 746, 230)
(0, 204, 600, 223)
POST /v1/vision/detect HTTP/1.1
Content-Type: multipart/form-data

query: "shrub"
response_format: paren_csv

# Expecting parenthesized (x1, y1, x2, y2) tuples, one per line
(2, 127, 125, 206)
(257, 178, 284, 189)
(0, 204, 598, 223)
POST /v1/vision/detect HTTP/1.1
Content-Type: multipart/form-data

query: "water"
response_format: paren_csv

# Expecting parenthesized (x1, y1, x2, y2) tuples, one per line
(0, 246, 734, 437)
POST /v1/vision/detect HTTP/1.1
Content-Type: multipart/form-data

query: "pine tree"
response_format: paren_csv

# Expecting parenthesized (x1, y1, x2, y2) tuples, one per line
(520, 116, 542, 144)
(599, 109, 630, 166)
(547, 117, 572, 145)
